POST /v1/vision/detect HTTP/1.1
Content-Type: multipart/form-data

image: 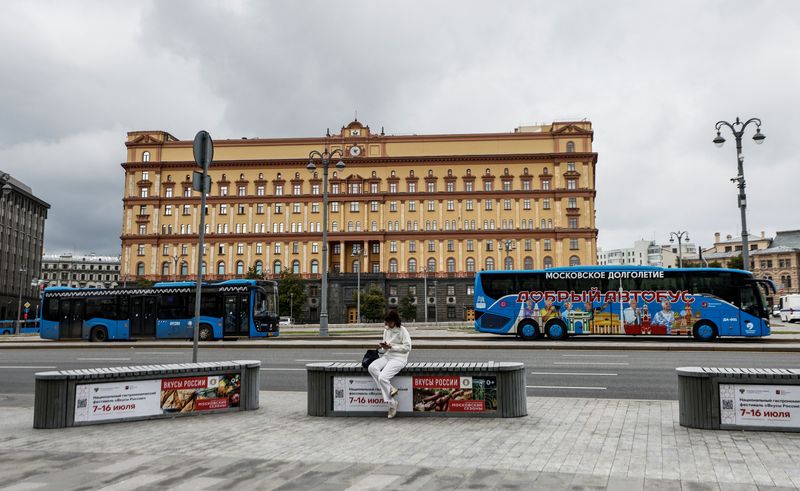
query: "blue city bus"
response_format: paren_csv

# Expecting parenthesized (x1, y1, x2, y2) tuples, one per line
(474, 266, 775, 341)
(0, 320, 40, 335)
(39, 279, 279, 341)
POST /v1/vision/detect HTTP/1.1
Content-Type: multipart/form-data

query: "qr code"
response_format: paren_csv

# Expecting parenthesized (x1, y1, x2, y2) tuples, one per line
(335, 389, 344, 398)
(722, 400, 733, 410)
(77, 398, 88, 409)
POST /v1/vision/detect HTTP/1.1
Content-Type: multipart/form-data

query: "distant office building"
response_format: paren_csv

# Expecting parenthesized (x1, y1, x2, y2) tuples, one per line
(41, 252, 121, 289)
(0, 171, 50, 320)
(597, 239, 699, 268)
(703, 231, 771, 269)
(750, 230, 800, 295)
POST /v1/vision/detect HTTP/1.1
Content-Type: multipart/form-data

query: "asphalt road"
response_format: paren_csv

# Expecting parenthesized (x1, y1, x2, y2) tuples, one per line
(3, 347, 800, 405)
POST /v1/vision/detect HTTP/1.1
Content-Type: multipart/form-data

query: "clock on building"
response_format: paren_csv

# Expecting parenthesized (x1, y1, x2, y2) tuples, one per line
(349, 146, 362, 157)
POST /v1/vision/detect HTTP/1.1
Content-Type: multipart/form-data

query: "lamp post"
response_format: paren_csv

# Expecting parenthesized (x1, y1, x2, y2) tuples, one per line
(713, 117, 765, 271)
(499, 239, 516, 269)
(290, 292, 294, 322)
(16, 267, 27, 334)
(172, 254, 180, 281)
(352, 247, 367, 324)
(669, 231, 690, 268)
(422, 266, 427, 324)
(307, 147, 345, 336)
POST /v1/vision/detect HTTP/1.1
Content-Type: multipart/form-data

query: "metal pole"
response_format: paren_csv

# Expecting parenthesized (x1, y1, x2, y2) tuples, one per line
(290, 292, 293, 321)
(192, 172, 208, 362)
(735, 136, 749, 271)
(356, 258, 360, 325)
(320, 155, 330, 336)
(678, 236, 683, 268)
(16, 268, 26, 335)
(423, 267, 427, 324)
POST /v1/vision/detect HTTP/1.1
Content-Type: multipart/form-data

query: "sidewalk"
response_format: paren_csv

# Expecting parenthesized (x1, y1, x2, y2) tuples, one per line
(1, 391, 799, 490)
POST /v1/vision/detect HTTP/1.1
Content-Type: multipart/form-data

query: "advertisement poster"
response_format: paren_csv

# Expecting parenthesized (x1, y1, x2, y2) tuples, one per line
(412, 376, 497, 413)
(720, 384, 800, 429)
(332, 376, 412, 412)
(74, 374, 241, 423)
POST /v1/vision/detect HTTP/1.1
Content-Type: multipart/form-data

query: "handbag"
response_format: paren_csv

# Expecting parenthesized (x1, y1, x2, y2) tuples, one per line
(361, 349, 380, 368)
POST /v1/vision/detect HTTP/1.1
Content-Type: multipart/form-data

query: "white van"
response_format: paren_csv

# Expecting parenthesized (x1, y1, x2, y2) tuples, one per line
(779, 295, 800, 322)
(279, 316, 294, 327)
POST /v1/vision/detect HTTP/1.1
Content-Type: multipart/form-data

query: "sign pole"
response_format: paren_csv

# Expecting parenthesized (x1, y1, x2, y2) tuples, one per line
(192, 131, 213, 363)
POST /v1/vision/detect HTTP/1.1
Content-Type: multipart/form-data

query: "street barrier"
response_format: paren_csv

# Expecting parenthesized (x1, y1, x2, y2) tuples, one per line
(34, 360, 260, 429)
(677, 367, 800, 432)
(307, 361, 526, 418)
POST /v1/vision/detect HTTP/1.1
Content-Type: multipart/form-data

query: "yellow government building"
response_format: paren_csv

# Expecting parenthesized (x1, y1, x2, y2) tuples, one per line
(120, 120, 598, 323)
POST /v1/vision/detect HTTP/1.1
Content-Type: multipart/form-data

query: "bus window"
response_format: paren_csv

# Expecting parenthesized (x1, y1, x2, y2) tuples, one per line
(480, 274, 516, 300)
(255, 288, 269, 315)
(517, 274, 540, 292)
(740, 285, 760, 317)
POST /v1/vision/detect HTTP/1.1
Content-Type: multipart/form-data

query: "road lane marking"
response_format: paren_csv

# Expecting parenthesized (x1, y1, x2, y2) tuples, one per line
(530, 372, 617, 376)
(135, 352, 184, 355)
(331, 352, 363, 355)
(553, 362, 629, 366)
(77, 357, 131, 361)
(527, 385, 607, 390)
(561, 354, 628, 357)
(294, 359, 354, 362)
(0, 366, 57, 369)
(260, 368, 305, 371)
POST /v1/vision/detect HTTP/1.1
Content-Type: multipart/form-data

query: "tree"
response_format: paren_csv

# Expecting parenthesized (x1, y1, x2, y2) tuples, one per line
(357, 287, 387, 322)
(399, 294, 417, 322)
(135, 278, 154, 288)
(727, 254, 744, 270)
(277, 269, 306, 319)
(245, 266, 265, 280)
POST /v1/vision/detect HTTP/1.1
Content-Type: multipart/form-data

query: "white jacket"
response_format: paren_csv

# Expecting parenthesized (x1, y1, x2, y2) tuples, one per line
(381, 326, 412, 363)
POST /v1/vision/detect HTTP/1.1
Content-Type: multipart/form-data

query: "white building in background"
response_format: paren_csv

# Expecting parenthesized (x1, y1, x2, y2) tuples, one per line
(41, 253, 120, 289)
(597, 239, 700, 268)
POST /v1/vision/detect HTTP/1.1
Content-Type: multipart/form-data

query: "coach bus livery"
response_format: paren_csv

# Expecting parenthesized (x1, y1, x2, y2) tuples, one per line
(474, 266, 775, 341)
(39, 279, 279, 341)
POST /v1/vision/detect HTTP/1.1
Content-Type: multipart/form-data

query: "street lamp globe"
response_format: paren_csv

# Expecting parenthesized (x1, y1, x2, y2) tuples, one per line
(306, 161, 316, 171)
(335, 160, 345, 170)
(752, 128, 766, 144)
(713, 132, 726, 147)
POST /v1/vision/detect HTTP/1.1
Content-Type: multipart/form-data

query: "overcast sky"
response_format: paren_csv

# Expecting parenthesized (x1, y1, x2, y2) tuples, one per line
(1, 1, 798, 257)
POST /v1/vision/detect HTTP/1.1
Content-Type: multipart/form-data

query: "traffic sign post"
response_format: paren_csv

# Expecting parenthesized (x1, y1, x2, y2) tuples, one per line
(191, 131, 214, 363)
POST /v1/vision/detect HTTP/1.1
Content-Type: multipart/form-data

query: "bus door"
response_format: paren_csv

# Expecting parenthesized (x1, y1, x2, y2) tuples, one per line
(58, 299, 85, 339)
(130, 296, 157, 337)
(223, 294, 249, 336)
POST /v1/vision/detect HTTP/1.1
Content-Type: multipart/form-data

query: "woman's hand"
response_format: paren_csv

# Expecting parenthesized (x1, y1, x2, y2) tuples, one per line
(379, 341, 391, 349)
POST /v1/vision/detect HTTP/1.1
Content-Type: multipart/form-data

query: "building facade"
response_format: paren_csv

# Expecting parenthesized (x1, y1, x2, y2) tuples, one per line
(703, 231, 772, 269)
(0, 171, 50, 321)
(41, 253, 121, 289)
(120, 120, 598, 323)
(750, 230, 800, 295)
(597, 239, 699, 268)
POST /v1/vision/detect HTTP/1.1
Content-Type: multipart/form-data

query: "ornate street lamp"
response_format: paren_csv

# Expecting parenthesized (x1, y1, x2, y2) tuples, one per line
(714, 117, 765, 271)
(669, 231, 690, 268)
(307, 147, 345, 336)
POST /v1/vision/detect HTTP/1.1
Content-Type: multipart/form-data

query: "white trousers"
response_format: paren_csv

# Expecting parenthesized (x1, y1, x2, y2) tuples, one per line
(367, 357, 406, 403)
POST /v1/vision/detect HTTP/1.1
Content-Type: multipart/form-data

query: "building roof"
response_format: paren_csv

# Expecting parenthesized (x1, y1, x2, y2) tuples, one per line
(43, 253, 120, 263)
(703, 251, 741, 259)
(716, 233, 766, 245)
(1, 169, 51, 209)
(771, 230, 800, 249)
(751, 246, 800, 256)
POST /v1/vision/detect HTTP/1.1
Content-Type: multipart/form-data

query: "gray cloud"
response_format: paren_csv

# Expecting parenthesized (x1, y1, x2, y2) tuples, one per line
(1, 0, 798, 256)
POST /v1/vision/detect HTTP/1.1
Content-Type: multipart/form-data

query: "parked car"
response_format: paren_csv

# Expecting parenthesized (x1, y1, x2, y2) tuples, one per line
(772, 305, 781, 317)
(279, 316, 294, 327)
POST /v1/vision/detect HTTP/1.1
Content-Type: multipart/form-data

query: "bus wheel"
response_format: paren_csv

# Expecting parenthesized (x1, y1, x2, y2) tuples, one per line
(693, 322, 717, 342)
(199, 325, 213, 341)
(517, 321, 540, 341)
(546, 320, 568, 341)
(90, 327, 108, 342)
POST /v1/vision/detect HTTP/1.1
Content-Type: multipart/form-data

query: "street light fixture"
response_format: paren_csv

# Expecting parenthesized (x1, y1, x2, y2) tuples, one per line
(172, 254, 180, 281)
(307, 147, 345, 336)
(422, 266, 428, 324)
(499, 239, 516, 269)
(352, 247, 367, 324)
(669, 231, 690, 268)
(16, 267, 27, 334)
(714, 117, 765, 271)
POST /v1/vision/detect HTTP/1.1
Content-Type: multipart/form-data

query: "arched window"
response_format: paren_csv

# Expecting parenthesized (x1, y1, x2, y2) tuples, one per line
(466, 258, 475, 272)
(136, 262, 145, 276)
(543, 256, 553, 269)
(504, 257, 514, 270)
(524, 257, 533, 270)
(566, 141, 575, 152)
(180, 261, 188, 276)
(201, 261, 207, 275)
(310, 260, 319, 274)
(408, 258, 417, 273)
(427, 258, 436, 273)
(446, 257, 455, 273)
(236, 261, 244, 275)
(569, 255, 580, 266)
(292, 260, 300, 274)
(161, 262, 170, 276)
(142, 151, 150, 162)
(389, 258, 398, 273)
(217, 261, 226, 275)
(485, 257, 495, 270)
(255, 260, 263, 274)
(273, 260, 282, 274)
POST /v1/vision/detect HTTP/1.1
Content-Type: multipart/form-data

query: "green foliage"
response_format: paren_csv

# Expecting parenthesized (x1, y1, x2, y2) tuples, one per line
(135, 278, 154, 288)
(278, 269, 307, 318)
(398, 294, 417, 322)
(356, 287, 387, 322)
(727, 254, 744, 270)
(245, 266, 266, 280)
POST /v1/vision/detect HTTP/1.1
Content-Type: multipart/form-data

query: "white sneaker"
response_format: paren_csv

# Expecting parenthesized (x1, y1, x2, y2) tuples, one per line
(387, 401, 398, 419)
(390, 386, 398, 398)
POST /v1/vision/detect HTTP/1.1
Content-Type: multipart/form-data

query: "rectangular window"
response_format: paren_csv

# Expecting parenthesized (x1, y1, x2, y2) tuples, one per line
(568, 197, 577, 208)
(293, 242, 299, 254)
(427, 182, 435, 192)
(140, 188, 148, 198)
(485, 200, 492, 211)
(238, 204, 246, 215)
(389, 201, 397, 212)
(389, 182, 397, 193)
(570, 239, 579, 250)
(567, 179, 576, 190)
(408, 182, 416, 193)
(466, 200, 473, 211)
(238, 186, 246, 196)
(220, 186, 228, 196)
(311, 184, 320, 195)
(408, 285, 417, 296)
(503, 181, 511, 191)
(182, 244, 188, 255)
(332, 243, 340, 254)
(390, 241, 397, 252)
(486, 240, 493, 251)
(237, 243, 244, 254)
(256, 243, 263, 254)
(522, 181, 530, 191)
(467, 286, 474, 296)
(447, 240, 454, 252)
(465, 182, 473, 192)
(219, 204, 228, 215)
(370, 201, 379, 212)
(523, 199, 531, 210)
(182, 205, 191, 215)
(138, 225, 147, 234)
(503, 199, 511, 210)
(447, 285, 456, 296)
(142, 171, 149, 181)
(162, 244, 169, 256)
(311, 242, 318, 254)
(428, 240, 436, 252)
(544, 239, 552, 251)
(293, 203, 301, 214)
(350, 201, 359, 212)
(466, 240, 474, 252)
(446, 182, 454, 192)
(408, 201, 416, 212)
(137, 245, 145, 256)
(447, 200, 454, 211)
(543, 199, 550, 210)
(569, 218, 578, 229)
(408, 241, 416, 253)
(164, 205, 172, 216)
(293, 184, 301, 195)
(256, 203, 264, 214)
(275, 185, 283, 196)
(165, 187, 173, 198)
(331, 202, 339, 212)
(542, 180, 550, 190)
(524, 239, 532, 251)
(567, 162, 576, 172)
(256, 185, 265, 196)
(370, 183, 378, 193)
(427, 200, 435, 212)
